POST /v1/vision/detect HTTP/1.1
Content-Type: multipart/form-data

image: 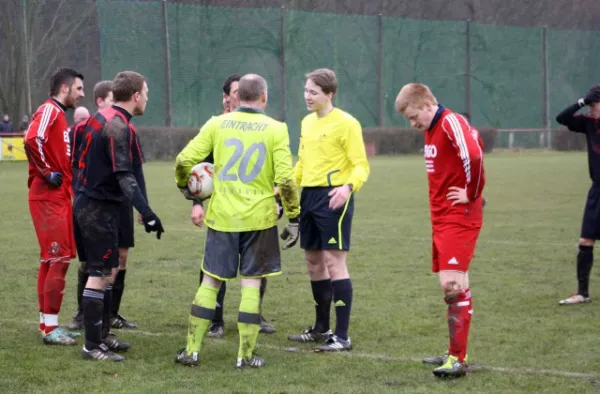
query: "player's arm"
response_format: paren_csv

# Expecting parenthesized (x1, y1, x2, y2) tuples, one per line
(273, 124, 301, 249)
(174, 121, 214, 197)
(293, 135, 304, 188)
(442, 115, 484, 203)
(273, 124, 300, 220)
(107, 120, 164, 238)
(556, 102, 589, 132)
(23, 104, 63, 186)
(342, 119, 370, 192)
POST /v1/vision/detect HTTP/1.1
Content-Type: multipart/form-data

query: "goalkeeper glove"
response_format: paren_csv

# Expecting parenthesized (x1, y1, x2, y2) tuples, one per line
(280, 217, 299, 250)
(178, 185, 197, 201)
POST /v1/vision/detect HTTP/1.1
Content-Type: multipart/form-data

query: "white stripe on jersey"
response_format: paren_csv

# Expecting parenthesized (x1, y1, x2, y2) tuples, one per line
(446, 114, 471, 183)
(36, 104, 56, 169)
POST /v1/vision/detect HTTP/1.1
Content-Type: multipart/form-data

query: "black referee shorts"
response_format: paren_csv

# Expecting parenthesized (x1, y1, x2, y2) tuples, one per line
(118, 202, 134, 249)
(581, 183, 600, 240)
(299, 186, 354, 251)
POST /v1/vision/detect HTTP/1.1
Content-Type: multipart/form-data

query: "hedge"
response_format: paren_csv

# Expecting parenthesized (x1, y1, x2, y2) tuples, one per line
(134, 126, 585, 160)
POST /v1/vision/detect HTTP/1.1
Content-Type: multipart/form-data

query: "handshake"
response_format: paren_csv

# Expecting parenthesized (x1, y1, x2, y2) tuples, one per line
(581, 85, 600, 106)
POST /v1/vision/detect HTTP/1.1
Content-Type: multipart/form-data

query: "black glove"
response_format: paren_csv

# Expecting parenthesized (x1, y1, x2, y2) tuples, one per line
(584, 85, 600, 105)
(275, 196, 283, 220)
(143, 212, 165, 239)
(47, 171, 63, 187)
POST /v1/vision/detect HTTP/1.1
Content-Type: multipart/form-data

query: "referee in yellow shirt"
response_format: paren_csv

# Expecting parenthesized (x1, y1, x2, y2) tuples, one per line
(287, 68, 370, 352)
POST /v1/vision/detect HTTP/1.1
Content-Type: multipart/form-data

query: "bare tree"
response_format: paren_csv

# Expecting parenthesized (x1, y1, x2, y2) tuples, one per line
(0, 0, 95, 124)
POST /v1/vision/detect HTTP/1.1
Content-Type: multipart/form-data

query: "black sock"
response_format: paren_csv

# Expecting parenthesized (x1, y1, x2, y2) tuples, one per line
(102, 285, 113, 339)
(332, 279, 353, 341)
(213, 281, 226, 324)
(310, 279, 332, 333)
(82, 288, 104, 350)
(77, 265, 88, 312)
(111, 270, 126, 317)
(577, 245, 594, 297)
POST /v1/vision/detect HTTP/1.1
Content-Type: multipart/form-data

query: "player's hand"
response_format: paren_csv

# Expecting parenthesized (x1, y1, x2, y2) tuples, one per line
(143, 212, 165, 239)
(191, 204, 205, 227)
(280, 218, 299, 249)
(47, 171, 63, 188)
(328, 185, 351, 210)
(137, 213, 143, 225)
(273, 186, 280, 197)
(446, 186, 469, 206)
(178, 186, 197, 201)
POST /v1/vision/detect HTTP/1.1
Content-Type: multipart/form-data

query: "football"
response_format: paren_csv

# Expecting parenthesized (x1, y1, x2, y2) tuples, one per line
(187, 162, 215, 200)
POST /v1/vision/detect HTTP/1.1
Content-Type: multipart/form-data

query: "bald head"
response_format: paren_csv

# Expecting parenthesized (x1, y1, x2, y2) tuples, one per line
(238, 74, 268, 106)
(73, 106, 90, 123)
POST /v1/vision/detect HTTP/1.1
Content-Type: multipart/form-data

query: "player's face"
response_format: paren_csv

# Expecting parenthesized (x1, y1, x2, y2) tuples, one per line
(97, 91, 114, 110)
(404, 104, 436, 131)
(304, 79, 332, 112)
(227, 81, 240, 111)
(65, 78, 85, 109)
(134, 82, 149, 116)
(589, 102, 600, 119)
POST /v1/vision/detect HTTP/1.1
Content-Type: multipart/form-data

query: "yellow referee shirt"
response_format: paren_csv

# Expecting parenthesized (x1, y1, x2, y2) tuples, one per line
(175, 108, 300, 232)
(294, 108, 370, 192)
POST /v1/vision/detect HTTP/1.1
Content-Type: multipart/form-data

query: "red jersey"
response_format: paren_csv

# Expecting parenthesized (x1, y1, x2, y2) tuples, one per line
(25, 98, 73, 200)
(424, 107, 485, 225)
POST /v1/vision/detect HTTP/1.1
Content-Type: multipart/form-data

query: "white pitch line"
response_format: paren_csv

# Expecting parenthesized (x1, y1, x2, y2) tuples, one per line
(121, 327, 598, 381)
(11, 321, 598, 380)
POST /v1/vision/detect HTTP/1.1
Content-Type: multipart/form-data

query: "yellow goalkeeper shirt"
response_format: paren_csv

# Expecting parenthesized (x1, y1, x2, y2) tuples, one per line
(294, 108, 370, 192)
(175, 107, 300, 232)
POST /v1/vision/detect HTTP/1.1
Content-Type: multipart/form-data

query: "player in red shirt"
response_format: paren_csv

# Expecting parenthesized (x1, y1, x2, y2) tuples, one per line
(24, 67, 85, 345)
(395, 83, 485, 378)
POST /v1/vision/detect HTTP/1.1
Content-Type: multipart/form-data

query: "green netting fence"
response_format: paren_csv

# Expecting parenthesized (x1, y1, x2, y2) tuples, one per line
(97, 0, 600, 152)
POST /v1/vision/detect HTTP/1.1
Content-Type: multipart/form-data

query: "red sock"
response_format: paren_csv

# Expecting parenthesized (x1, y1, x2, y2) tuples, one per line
(37, 262, 50, 332)
(43, 261, 70, 333)
(445, 288, 472, 363)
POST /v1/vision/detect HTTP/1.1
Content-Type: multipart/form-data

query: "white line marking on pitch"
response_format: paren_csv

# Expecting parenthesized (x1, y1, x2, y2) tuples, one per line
(12, 320, 598, 380)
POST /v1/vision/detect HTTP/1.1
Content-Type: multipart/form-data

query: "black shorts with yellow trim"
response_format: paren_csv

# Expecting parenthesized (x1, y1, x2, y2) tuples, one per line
(299, 186, 354, 251)
(201, 226, 282, 280)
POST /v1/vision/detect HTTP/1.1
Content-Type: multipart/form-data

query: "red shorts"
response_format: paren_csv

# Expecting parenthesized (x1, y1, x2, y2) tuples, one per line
(29, 198, 76, 262)
(431, 223, 481, 273)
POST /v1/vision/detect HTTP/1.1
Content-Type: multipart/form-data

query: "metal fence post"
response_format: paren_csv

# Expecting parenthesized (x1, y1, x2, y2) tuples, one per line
(162, 0, 172, 127)
(465, 19, 471, 118)
(280, 6, 286, 122)
(542, 25, 550, 149)
(377, 13, 383, 127)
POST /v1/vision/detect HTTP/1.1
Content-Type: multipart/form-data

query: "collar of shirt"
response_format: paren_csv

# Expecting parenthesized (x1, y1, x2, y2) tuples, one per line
(112, 105, 133, 122)
(51, 98, 67, 112)
(427, 104, 446, 131)
(235, 106, 264, 114)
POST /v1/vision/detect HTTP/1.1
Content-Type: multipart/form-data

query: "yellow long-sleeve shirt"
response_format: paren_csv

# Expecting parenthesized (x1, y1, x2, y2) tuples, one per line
(294, 108, 370, 192)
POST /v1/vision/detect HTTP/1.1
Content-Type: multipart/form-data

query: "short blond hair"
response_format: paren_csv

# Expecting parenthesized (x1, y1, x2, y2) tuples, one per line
(395, 83, 438, 114)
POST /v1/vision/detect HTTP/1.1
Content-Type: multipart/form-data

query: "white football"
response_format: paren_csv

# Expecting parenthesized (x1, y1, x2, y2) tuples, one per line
(187, 162, 214, 201)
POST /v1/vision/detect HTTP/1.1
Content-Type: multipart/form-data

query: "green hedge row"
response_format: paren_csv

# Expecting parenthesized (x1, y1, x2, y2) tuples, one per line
(134, 126, 585, 160)
(362, 127, 498, 154)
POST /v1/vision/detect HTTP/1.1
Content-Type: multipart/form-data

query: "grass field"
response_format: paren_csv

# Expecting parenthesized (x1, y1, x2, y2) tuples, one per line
(1, 152, 599, 393)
